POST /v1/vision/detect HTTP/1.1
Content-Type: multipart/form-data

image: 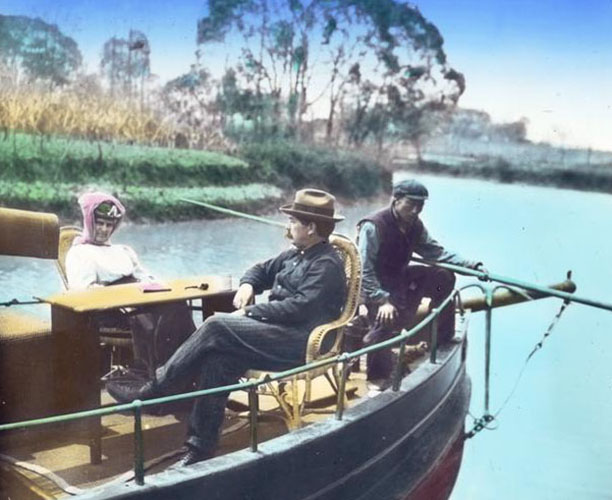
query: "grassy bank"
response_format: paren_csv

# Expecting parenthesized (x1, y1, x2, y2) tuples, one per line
(407, 156, 612, 195)
(1, 134, 388, 221)
(0, 133, 252, 186)
(409, 139, 612, 195)
(0, 181, 283, 221)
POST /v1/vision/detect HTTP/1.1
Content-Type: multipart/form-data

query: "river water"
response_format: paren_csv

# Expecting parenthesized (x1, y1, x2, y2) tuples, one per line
(2, 173, 612, 499)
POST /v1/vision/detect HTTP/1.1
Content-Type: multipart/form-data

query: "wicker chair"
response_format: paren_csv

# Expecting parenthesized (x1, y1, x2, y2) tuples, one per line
(246, 233, 361, 429)
(56, 226, 133, 379)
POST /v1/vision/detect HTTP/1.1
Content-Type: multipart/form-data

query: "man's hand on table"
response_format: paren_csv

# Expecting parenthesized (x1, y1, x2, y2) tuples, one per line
(233, 283, 254, 310)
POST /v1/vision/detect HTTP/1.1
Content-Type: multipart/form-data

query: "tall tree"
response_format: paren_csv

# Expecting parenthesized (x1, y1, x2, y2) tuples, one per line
(162, 66, 214, 132)
(196, 0, 464, 143)
(127, 30, 151, 107)
(100, 36, 130, 96)
(100, 30, 150, 103)
(0, 15, 82, 86)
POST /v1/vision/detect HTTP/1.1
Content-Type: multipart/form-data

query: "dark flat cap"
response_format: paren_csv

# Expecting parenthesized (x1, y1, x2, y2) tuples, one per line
(392, 179, 429, 200)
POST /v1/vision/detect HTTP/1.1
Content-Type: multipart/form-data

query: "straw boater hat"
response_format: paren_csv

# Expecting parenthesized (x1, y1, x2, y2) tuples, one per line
(280, 189, 344, 222)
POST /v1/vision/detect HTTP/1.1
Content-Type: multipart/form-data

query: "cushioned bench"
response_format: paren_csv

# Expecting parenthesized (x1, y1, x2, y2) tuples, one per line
(0, 208, 59, 424)
(0, 312, 55, 423)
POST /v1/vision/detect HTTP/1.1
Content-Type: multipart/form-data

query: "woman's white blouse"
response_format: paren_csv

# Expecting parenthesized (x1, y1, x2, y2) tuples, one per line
(65, 243, 154, 290)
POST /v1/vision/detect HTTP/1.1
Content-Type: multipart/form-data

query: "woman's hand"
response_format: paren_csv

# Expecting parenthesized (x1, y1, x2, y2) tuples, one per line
(233, 283, 254, 310)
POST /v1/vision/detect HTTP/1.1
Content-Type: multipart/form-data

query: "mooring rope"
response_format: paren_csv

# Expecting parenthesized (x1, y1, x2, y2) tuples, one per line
(465, 298, 571, 439)
(0, 453, 84, 496)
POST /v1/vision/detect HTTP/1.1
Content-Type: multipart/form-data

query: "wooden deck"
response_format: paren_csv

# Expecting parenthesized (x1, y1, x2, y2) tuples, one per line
(0, 354, 429, 499)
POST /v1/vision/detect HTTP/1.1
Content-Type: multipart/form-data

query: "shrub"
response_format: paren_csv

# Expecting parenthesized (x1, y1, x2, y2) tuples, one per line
(238, 140, 391, 198)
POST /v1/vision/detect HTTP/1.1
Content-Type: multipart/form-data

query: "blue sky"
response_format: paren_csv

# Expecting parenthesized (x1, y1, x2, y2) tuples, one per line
(3, 0, 612, 151)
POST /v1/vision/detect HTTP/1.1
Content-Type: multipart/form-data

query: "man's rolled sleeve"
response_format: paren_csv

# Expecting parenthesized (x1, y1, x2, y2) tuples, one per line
(416, 226, 479, 269)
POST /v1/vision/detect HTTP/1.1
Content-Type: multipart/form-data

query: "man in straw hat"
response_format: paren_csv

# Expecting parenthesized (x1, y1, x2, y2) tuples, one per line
(108, 188, 347, 466)
(357, 179, 485, 390)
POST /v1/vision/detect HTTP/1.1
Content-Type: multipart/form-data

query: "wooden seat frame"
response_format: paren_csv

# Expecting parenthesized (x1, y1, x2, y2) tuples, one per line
(246, 233, 361, 429)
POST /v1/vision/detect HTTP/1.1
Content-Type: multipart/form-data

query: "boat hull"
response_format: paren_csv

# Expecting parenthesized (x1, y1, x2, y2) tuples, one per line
(81, 337, 470, 500)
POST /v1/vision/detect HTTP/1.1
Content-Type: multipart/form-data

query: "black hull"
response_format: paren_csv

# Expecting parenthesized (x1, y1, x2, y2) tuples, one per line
(81, 339, 470, 500)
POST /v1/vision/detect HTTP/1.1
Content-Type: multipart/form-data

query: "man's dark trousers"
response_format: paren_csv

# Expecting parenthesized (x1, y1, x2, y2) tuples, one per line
(366, 265, 455, 381)
(154, 313, 309, 455)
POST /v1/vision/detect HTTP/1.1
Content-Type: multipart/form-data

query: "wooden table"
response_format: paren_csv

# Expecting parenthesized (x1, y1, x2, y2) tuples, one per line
(44, 275, 235, 464)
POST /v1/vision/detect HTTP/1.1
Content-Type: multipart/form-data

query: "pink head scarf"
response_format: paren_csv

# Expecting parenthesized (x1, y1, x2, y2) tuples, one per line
(75, 191, 126, 245)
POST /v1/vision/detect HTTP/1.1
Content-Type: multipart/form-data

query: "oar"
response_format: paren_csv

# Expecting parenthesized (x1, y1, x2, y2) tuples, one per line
(179, 198, 612, 313)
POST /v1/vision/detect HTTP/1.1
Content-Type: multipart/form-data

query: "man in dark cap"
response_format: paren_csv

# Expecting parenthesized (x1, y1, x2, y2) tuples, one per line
(108, 188, 347, 466)
(357, 179, 485, 388)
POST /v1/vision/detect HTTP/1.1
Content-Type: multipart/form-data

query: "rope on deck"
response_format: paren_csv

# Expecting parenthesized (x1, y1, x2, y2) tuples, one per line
(0, 453, 84, 496)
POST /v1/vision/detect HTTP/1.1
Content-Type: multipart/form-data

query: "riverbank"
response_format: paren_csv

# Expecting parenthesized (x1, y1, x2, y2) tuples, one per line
(0, 134, 389, 222)
(393, 139, 612, 196)
(396, 156, 612, 195)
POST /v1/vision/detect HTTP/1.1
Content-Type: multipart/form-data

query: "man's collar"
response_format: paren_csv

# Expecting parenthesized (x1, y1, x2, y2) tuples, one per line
(294, 239, 328, 256)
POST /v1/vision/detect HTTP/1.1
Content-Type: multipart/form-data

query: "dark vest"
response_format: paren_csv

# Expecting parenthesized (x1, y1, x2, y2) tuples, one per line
(359, 206, 424, 293)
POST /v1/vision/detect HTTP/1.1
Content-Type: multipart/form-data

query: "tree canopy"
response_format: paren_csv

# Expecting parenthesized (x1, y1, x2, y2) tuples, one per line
(0, 14, 82, 86)
(196, 0, 465, 144)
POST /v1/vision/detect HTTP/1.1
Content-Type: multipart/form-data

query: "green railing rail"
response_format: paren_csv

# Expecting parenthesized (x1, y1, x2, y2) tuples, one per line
(0, 289, 459, 486)
(2, 272, 606, 487)
(413, 257, 612, 313)
(3, 268, 600, 487)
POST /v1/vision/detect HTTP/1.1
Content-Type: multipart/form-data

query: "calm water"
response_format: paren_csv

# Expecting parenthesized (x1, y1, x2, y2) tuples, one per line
(2, 173, 612, 499)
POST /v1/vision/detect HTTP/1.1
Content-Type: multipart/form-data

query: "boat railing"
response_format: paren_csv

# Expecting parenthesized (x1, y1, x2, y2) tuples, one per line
(417, 259, 612, 433)
(4, 260, 606, 486)
(0, 289, 460, 486)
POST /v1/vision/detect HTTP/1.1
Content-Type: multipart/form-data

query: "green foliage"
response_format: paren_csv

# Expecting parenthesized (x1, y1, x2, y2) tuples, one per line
(197, 0, 462, 147)
(417, 155, 612, 196)
(0, 181, 283, 222)
(0, 133, 251, 186)
(1, 134, 390, 220)
(435, 109, 528, 143)
(239, 140, 391, 197)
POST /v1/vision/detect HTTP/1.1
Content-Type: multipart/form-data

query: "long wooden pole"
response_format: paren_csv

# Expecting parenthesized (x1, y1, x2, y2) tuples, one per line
(179, 198, 612, 312)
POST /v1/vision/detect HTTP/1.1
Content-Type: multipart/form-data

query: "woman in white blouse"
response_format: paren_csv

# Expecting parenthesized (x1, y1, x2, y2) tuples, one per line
(66, 192, 195, 377)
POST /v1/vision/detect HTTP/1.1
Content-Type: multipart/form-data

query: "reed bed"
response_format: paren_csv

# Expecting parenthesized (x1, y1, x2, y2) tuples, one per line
(0, 89, 175, 145)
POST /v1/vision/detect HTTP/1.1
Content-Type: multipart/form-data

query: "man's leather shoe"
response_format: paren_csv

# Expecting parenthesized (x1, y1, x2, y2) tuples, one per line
(106, 378, 159, 403)
(178, 447, 211, 466)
